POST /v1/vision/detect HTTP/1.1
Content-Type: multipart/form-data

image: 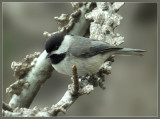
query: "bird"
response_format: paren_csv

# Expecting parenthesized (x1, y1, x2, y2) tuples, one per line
(45, 32, 145, 76)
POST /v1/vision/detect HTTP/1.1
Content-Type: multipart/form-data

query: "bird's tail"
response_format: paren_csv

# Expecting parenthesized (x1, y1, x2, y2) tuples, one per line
(115, 48, 146, 56)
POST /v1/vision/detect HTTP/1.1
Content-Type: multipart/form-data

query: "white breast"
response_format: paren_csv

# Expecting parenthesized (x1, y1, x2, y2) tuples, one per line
(52, 53, 111, 76)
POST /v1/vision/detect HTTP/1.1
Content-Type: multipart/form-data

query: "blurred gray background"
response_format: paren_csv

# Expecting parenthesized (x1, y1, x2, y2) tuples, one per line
(3, 3, 157, 116)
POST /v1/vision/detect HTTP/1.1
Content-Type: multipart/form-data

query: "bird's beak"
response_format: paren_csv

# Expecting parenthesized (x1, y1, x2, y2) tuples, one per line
(46, 53, 51, 59)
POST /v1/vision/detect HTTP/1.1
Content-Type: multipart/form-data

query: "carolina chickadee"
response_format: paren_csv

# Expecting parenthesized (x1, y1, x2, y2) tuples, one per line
(45, 32, 145, 76)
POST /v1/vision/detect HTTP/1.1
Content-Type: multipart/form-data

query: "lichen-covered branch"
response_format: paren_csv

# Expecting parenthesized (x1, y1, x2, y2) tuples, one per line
(8, 51, 53, 108)
(3, 65, 94, 117)
(3, 2, 124, 117)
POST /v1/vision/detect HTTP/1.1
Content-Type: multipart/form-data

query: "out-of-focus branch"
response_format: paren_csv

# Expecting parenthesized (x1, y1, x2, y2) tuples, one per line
(3, 2, 124, 117)
(43, 2, 95, 38)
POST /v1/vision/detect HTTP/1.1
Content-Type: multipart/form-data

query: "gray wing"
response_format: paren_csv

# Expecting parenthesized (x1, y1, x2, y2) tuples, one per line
(68, 35, 122, 58)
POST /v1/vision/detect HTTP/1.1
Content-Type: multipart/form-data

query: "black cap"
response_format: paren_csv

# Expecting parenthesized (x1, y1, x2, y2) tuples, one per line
(45, 32, 67, 53)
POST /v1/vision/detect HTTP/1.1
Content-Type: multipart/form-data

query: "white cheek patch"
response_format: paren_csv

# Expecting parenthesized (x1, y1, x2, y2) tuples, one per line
(53, 35, 73, 54)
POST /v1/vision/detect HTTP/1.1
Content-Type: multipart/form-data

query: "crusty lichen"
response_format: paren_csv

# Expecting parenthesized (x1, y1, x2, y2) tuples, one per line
(86, 2, 124, 46)
(6, 79, 30, 96)
(11, 52, 41, 79)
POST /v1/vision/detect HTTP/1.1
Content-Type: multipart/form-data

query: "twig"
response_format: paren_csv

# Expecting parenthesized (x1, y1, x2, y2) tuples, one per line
(72, 65, 79, 96)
